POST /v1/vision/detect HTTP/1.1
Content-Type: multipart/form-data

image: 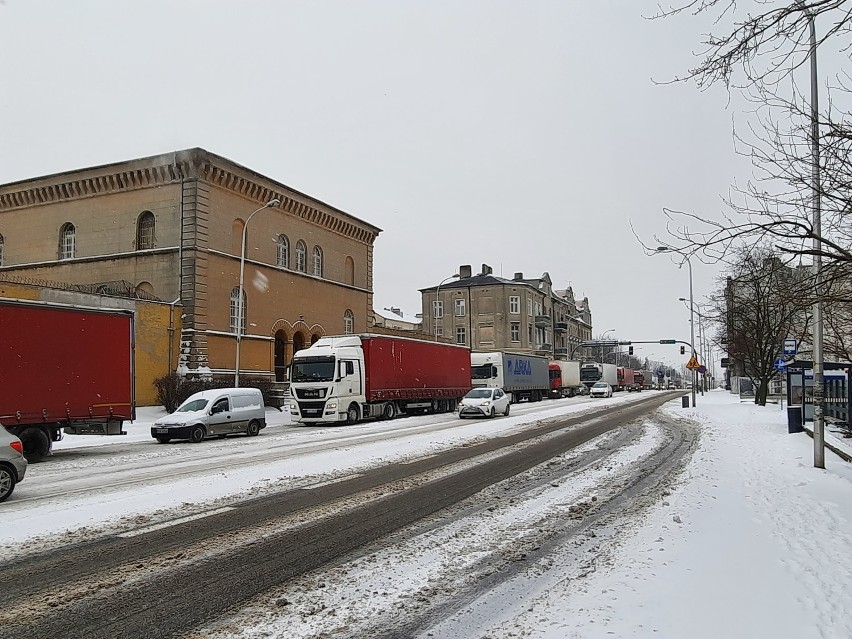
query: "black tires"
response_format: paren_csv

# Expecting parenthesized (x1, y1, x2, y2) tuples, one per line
(18, 427, 50, 463)
(504, 403, 510, 416)
(0, 465, 17, 503)
(155, 436, 171, 444)
(382, 403, 396, 420)
(189, 425, 206, 443)
(246, 420, 261, 437)
(489, 407, 496, 419)
(346, 405, 360, 425)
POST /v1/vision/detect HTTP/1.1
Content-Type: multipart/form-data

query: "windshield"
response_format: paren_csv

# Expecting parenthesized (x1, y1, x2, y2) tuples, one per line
(290, 356, 336, 383)
(464, 388, 493, 399)
(593, 382, 608, 388)
(175, 398, 209, 413)
(471, 364, 495, 380)
(580, 367, 601, 382)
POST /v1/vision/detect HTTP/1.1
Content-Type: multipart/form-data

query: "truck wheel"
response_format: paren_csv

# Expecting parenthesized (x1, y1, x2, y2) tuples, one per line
(346, 405, 359, 425)
(18, 427, 50, 463)
(189, 426, 206, 443)
(0, 465, 16, 503)
(382, 403, 396, 420)
(246, 420, 261, 437)
(155, 436, 171, 444)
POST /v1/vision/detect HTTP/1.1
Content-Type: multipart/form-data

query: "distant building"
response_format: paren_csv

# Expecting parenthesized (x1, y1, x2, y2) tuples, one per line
(0, 148, 382, 382)
(420, 264, 592, 357)
(373, 306, 422, 332)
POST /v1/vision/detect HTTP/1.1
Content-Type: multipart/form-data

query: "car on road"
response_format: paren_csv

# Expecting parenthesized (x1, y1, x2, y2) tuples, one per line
(0, 425, 28, 503)
(151, 388, 267, 444)
(589, 382, 613, 398)
(458, 387, 511, 419)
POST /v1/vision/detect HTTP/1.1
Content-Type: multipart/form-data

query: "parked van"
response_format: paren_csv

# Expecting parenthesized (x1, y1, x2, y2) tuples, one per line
(151, 388, 266, 444)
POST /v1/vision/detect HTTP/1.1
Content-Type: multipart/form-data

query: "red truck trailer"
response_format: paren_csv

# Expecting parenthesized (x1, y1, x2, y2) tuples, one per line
(629, 370, 644, 392)
(289, 334, 471, 424)
(0, 299, 135, 462)
(615, 367, 635, 392)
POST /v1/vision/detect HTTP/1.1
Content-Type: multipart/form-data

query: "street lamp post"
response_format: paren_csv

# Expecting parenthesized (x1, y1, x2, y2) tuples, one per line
(234, 198, 281, 387)
(657, 247, 696, 407)
(601, 328, 616, 363)
(434, 273, 460, 341)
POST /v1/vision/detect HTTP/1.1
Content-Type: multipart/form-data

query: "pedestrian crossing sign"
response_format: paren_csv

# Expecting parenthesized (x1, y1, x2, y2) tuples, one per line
(686, 354, 701, 370)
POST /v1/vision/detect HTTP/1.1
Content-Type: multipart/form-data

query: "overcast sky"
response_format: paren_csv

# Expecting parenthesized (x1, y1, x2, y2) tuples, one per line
(0, 1, 755, 368)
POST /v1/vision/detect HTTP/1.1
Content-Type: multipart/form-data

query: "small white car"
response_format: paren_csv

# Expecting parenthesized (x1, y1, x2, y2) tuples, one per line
(458, 387, 511, 419)
(589, 382, 613, 398)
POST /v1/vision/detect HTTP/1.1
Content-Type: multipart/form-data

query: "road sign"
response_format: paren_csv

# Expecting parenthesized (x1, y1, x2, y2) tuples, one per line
(720, 357, 730, 368)
(656, 369, 665, 379)
(686, 354, 701, 370)
(783, 339, 797, 355)
(774, 357, 788, 372)
(659, 339, 676, 344)
(698, 365, 707, 374)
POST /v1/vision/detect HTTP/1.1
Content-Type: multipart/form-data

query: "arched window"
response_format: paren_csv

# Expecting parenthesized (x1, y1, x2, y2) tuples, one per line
(59, 223, 76, 260)
(312, 246, 323, 277)
(0, 233, 4, 266)
(295, 240, 307, 272)
(345, 256, 355, 286)
(136, 211, 155, 250)
(276, 234, 290, 268)
(230, 286, 247, 333)
(344, 309, 354, 334)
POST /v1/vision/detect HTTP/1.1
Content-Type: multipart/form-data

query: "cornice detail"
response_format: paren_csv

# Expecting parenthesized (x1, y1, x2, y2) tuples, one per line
(0, 164, 183, 211)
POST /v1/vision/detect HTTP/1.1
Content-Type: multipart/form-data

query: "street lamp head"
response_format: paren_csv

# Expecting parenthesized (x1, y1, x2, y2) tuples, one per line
(656, 246, 670, 252)
(266, 199, 281, 207)
(678, 297, 687, 302)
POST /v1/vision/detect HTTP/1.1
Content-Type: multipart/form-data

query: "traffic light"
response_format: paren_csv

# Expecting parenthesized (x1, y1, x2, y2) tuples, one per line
(628, 346, 634, 355)
(680, 345, 685, 355)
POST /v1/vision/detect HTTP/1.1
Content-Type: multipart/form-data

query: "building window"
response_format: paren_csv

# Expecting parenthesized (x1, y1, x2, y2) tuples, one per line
(312, 246, 323, 277)
(436, 326, 443, 337)
(0, 233, 4, 266)
(509, 296, 520, 314)
(433, 300, 444, 319)
(296, 240, 307, 272)
(344, 309, 354, 334)
(527, 298, 533, 316)
(276, 235, 289, 268)
(136, 211, 155, 250)
(511, 322, 520, 342)
(230, 286, 247, 333)
(455, 298, 466, 317)
(59, 223, 76, 260)
(528, 323, 533, 342)
(456, 326, 467, 345)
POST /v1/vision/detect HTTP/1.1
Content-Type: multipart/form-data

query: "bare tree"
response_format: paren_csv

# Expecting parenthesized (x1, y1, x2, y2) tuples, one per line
(642, 1, 852, 265)
(711, 246, 813, 404)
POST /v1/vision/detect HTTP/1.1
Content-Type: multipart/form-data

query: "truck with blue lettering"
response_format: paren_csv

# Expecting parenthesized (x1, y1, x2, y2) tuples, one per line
(470, 351, 550, 403)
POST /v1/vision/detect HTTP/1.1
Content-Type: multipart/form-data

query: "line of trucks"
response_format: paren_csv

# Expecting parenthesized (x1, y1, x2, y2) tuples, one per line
(1, 297, 657, 462)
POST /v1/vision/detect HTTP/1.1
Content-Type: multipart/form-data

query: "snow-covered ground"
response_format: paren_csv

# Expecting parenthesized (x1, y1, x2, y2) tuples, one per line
(4, 391, 852, 638)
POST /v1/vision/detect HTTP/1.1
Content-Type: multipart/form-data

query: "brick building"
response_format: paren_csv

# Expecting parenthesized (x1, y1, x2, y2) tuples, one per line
(0, 149, 381, 382)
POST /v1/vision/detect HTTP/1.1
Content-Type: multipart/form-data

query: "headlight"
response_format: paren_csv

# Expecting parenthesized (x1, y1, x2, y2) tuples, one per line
(289, 402, 297, 411)
(326, 401, 337, 409)
(479, 401, 491, 407)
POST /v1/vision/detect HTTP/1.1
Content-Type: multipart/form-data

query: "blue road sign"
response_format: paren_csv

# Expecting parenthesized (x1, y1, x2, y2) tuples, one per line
(783, 339, 797, 355)
(774, 357, 788, 372)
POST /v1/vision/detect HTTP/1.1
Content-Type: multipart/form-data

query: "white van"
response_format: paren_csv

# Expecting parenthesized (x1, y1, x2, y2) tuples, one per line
(151, 388, 266, 444)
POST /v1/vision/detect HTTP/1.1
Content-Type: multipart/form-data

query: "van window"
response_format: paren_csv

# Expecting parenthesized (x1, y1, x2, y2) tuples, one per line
(211, 398, 230, 414)
(176, 398, 208, 413)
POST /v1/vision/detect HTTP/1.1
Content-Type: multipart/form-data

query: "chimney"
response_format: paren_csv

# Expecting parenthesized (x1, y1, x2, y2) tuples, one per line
(459, 265, 472, 278)
(481, 264, 492, 276)
(513, 272, 524, 281)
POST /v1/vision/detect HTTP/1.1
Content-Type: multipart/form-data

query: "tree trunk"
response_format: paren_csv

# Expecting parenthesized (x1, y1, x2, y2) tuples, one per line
(754, 381, 769, 406)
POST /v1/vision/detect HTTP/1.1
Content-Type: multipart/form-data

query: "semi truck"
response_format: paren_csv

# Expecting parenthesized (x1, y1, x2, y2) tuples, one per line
(548, 360, 582, 398)
(629, 370, 645, 392)
(471, 351, 550, 403)
(0, 298, 135, 462)
(288, 334, 471, 424)
(615, 367, 635, 392)
(579, 362, 617, 390)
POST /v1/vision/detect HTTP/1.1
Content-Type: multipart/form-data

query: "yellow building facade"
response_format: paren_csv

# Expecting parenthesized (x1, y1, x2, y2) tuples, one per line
(0, 149, 381, 387)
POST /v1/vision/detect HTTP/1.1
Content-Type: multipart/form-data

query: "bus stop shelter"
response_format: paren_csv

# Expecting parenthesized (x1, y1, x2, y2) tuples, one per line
(785, 360, 852, 425)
